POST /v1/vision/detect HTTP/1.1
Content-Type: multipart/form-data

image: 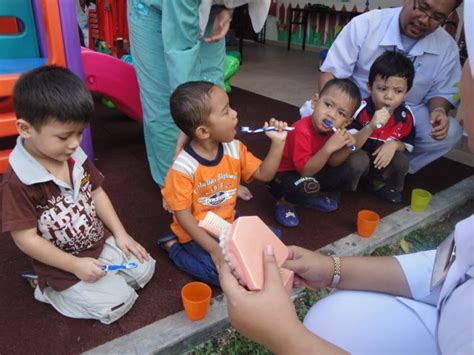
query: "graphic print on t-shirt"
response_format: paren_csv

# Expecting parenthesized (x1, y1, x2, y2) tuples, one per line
(37, 174, 104, 254)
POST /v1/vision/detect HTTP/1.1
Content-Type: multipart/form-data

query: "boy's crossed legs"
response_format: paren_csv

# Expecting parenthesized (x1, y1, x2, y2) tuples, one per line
(167, 240, 220, 286)
(267, 159, 360, 227)
(34, 236, 155, 324)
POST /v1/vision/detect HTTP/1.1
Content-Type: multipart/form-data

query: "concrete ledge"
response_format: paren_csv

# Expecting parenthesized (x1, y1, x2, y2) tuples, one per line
(320, 175, 474, 256)
(84, 294, 231, 355)
(85, 175, 474, 355)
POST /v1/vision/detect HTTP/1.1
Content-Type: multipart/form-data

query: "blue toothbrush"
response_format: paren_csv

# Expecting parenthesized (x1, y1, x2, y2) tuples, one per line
(101, 262, 138, 271)
(323, 119, 356, 151)
(240, 126, 295, 134)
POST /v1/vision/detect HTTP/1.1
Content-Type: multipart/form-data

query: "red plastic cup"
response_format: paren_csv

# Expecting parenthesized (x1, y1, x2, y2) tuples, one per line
(357, 210, 380, 238)
(181, 282, 212, 321)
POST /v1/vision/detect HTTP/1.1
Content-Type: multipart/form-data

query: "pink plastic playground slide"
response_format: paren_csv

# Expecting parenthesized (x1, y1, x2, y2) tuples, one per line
(81, 47, 143, 123)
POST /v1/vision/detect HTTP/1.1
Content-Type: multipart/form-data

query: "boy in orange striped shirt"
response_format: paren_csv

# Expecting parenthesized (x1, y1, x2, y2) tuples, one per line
(160, 81, 288, 285)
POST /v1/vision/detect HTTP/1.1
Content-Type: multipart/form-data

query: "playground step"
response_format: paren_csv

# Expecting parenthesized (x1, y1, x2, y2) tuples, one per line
(0, 149, 12, 174)
(0, 111, 17, 138)
(0, 58, 47, 75)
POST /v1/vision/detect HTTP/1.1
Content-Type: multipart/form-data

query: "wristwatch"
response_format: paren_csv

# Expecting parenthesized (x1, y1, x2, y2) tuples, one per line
(330, 256, 341, 288)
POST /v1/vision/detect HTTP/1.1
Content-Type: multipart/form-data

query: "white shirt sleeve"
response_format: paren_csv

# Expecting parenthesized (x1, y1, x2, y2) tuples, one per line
(319, 14, 369, 78)
(394, 250, 440, 305)
(423, 39, 462, 106)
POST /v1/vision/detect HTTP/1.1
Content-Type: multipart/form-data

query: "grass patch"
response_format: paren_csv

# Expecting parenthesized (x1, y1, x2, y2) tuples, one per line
(191, 200, 473, 354)
(191, 328, 271, 355)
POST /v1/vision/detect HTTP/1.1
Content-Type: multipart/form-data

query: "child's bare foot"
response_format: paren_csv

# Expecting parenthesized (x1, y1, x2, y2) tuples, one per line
(237, 185, 253, 201)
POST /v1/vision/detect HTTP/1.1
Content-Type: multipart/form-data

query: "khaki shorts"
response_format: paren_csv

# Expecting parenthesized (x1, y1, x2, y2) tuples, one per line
(34, 236, 156, 324)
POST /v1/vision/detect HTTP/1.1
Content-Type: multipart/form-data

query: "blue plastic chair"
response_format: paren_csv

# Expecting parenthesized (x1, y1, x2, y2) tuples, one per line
(0, 0, 40, 59)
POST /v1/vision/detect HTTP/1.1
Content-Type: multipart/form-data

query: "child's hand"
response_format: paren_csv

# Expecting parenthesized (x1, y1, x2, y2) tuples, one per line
(162, 198, 173, 214)
(372, 141, 398, 169)
(237, 184, 253, 201)
(371, 107, 391, 129)
(325, 128, 353, 153)
(115, 233, 150, 263)
(264, 118, 288, 142)
(73, 257, 106, 283)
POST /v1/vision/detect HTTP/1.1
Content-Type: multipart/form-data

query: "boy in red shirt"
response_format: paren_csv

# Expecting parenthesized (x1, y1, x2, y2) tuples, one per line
(267, 79, 362, 227)
(160, 81, 288, 285)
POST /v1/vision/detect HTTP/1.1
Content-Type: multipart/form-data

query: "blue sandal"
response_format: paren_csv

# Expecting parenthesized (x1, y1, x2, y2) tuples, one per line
(303, 192, 339, 212)
(274, 203, 299, 227)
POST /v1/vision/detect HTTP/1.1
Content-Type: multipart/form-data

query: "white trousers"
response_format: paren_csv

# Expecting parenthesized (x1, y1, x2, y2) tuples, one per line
(34, 236, 156, 324)
(304, 251, 440, 354)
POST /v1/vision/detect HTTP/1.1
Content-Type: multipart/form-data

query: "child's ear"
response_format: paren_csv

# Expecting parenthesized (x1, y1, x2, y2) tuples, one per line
(311, 93, 319, 109)
(343, 115, 353, 127)
(366, 82, 372, 94)
(194, 125, 210, 139)
(16, 119, 33, 138)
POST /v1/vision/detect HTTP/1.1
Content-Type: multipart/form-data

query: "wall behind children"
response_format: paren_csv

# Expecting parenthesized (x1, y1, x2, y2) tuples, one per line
(265, 0, 464, 49)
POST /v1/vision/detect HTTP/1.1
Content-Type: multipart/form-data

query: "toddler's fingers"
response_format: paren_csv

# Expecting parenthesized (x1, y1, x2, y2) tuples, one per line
(274, 120, 286, 131)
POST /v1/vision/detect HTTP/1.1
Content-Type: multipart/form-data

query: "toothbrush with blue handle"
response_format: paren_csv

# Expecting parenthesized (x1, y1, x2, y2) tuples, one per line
(101, 261, 138, 271)
(240, 126, 295, 134)
(323, 119, 356, 151)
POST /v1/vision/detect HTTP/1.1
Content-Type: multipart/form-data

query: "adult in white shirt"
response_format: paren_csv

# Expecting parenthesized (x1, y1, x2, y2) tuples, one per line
(319, 0, 463, 174)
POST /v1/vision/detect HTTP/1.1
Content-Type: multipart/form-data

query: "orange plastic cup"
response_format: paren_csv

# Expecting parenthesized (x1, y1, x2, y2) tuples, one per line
(357, 210, 380, 238)
(181, 282, 212, 321)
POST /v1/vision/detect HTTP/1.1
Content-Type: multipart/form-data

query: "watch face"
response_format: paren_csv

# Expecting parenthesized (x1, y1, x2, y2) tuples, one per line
(431, 232, 456, 290)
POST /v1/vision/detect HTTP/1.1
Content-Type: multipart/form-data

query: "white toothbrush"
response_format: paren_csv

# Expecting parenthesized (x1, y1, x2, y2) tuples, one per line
(375, 107, 392, 129)
(240, 126, 295, 134)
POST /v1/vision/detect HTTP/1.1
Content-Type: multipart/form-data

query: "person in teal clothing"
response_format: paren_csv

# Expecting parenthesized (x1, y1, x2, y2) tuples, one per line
(127, 0, 270, 187)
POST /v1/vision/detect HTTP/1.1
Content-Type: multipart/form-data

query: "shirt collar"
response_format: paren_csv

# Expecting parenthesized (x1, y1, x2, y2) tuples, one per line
(9, 136, 88, 186)
(379, 7, 443, 56)
(183, 141, 224, 167)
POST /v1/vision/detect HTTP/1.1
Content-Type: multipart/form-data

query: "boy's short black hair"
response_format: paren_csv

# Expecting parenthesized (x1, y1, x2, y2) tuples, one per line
(13, 65, 94, 129)
(319, 78, 361, 115)
(368, 51, 415, 91)
(453, 0, 463, 9)
(170, 81, 215, 138)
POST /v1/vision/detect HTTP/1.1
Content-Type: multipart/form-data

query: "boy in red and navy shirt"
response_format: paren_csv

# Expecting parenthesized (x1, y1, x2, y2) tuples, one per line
(349, 51, 416, 203)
